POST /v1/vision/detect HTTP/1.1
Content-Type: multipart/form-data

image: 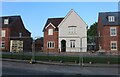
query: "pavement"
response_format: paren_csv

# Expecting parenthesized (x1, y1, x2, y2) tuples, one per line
(1, 58, 119, 67)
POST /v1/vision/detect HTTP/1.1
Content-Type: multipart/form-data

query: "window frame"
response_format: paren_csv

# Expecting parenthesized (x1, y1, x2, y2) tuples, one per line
(1, 41, 5, 48)
(47, 41, 55, 49)
(70, 40, 76, 48)
(108, 16, 115, 22)
(4, 19, 9, 25)
(111, 41, 117, 51)
(48, 29, 53, 35)
(110, 27, 117, 36)
(68, 26, 77, 35)
(1, 30, 6, 37)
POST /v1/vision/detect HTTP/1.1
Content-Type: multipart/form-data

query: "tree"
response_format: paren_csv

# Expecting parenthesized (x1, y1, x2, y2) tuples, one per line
(87, 22, 98, 37)
(87, 22, 98, 51)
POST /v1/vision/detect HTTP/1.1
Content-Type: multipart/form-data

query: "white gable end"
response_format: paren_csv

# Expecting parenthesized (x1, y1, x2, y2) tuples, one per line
(58, 9, 87, 52)
(58, 9, 87, 37)
(45, 23, 56, 29)
(58, 9, 87, 28)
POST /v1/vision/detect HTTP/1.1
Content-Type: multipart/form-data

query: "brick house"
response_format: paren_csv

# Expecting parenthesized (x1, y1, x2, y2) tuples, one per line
(98, 12, 120, 54)
(35, 37, 43, 51)
(0, 15, 32, 52)
(43, 18, 63, 52)
(43, 9, 87, 52)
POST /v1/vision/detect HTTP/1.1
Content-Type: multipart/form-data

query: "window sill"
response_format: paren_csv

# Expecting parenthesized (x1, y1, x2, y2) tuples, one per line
(110, 35, 117, 37)
(111, 49, 117, 51)
(47, 48, 55, 49)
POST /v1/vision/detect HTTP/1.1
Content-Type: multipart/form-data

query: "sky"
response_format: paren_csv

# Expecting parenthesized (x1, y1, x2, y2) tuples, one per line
(1, 2, 119, 37)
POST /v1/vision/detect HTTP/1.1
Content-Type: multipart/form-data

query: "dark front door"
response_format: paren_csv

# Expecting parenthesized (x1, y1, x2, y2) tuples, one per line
(61, 40, 66, 52)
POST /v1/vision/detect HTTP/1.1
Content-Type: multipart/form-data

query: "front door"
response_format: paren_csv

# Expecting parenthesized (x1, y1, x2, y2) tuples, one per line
(61, 40, 66, 52)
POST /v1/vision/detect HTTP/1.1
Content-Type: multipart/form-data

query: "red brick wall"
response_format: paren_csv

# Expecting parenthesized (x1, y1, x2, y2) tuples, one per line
(1, 17, 32, 52)
(117, 26, 120, 51)
(98, 26, 120, 51)
(98, 16, 120, 52)
(43, 24, 58, 52)
(0, 28, 10, 51)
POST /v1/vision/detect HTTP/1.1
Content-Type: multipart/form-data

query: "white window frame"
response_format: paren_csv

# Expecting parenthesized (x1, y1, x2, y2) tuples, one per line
(108, 16, 115, 22)
(48, 29, 53, 35)
(68, 26, 77, 35)
(1, 41, 5, 48)
(70, 40, 76, 48)
(47, 41, 55, 49)
(111, 41, 117, 51)
(1, 30, 6, 37)
(110, 27, 117, 36)
(4, 19, 9, 24)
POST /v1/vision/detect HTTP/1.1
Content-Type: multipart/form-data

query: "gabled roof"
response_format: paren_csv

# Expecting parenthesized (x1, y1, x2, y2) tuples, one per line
(43, 18, 64, 31)
(99, 12, 120, 26)
(58, 9, 88, 28)
(0, 15, 21, 28)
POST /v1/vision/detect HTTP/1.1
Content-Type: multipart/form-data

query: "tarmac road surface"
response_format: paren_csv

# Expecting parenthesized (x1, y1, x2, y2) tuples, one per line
(1, 61, 119, 76)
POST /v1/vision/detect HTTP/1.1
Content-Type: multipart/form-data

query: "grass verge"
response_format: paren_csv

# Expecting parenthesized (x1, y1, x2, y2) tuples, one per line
(1, 54, 120, 64)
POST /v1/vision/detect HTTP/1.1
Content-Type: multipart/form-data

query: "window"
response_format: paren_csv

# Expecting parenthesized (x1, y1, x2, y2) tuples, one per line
(48, 29, 53, 35)
(68, 26, 77, 35)
(111, 41, 117, 50)
(108, 16, 115, 22)
(1, 41, 5, 48)
(70, 40, 75, 48)
(47, 41, 55, 48)
(110, 27, 117, 36)
(4, 19, 9, 24)
(1, 30, 6, 37)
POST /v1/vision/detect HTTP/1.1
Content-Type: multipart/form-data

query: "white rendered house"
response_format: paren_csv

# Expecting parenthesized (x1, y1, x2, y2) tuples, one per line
(43, 9, 87, 52)
(58, 9, 87, 52)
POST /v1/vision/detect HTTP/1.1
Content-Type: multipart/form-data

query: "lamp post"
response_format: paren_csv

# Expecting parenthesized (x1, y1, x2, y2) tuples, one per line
(79, 36, 87, 66)
(79, 37, 82, 65)
(30, 37, 35, 64)
(30, 37, 41, 64)
(80, 37, 84, 66)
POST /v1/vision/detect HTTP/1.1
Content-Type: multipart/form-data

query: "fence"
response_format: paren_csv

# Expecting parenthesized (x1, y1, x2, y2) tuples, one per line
(1, 36, 120, 65)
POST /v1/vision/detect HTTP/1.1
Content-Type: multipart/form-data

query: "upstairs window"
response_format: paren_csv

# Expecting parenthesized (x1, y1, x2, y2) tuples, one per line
(1, 30, 6, 37)
(48, 29, 53, 35)
(68, 26, 77, 35)
(108, 16, 115, 22)
(110, 27, 117, 36)
(4, 19, 9, 24)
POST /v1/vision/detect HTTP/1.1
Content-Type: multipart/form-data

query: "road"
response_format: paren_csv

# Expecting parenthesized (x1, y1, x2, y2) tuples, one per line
(1, 61, 119, 76)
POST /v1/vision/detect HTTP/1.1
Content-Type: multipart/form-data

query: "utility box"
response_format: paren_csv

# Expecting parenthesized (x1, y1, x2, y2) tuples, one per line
(10, 40, 23, 52)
